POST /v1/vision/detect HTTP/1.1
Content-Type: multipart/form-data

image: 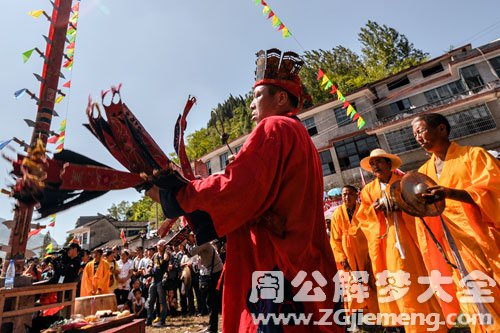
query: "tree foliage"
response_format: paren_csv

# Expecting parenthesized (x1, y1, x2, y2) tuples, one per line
(107, 197, 164, 223)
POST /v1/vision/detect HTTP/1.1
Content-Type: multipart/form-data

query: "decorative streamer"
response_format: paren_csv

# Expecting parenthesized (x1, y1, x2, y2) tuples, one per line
(252, 1, 366, 129)
(28, 10, 44, 18)
(317, 70, 366, 129)
(14, 88, 27, 99)
(0, 139, 12, 150)
(63, 80, 71, 88)
(254, 1, 292, 39)
(48, 214, 56, 227)
(22, 48, 36, 63)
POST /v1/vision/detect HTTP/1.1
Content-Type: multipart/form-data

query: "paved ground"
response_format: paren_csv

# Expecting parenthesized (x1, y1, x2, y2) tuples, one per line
(146, 315, 221, 333)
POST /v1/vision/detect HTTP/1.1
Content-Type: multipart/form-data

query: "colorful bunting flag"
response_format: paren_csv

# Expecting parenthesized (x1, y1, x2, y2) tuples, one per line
(48, 214, 56, 227)
(56, 143, 64, 152)
(72, 2, 80, 12)
(0, 139, 12, 150)
(346, 104, 355, 116)
(357, 117, 366, 129)
(28, 228, 42, 238)
(63, 81, 71, 88)
(59, 119, 67, 131)
(317, 69, 324, 80)
(330, 86, 337, 94)
(342, 101, 350, 109)
(66, 42, 75, 50)
(14, 88, 27, 99)
(67, 28, 76, 36)
(120, 228, 127, 245)
(47, 135, 59, 144)
(46, 243, 53, 252)
(55, 95, 64, 104)
(324, 80, 333, 90)
(282, 27, 291, 38)
(22, 48, 36, 63)
(353, 113, 360, 121)
(28, 10, 44, 18)
(321, 75, 330, 87)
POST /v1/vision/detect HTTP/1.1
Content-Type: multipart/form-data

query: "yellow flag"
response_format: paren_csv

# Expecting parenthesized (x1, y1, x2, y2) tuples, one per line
(347, 105, 355, 116)
(28, 10, 44, 18)
(321, 75, 330, 87)
(55, 95, 64, 104)
(46, 243, 53, 252)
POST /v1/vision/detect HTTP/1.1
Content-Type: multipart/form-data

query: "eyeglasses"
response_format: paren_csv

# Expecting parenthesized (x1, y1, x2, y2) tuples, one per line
(413, 128, 429, 138)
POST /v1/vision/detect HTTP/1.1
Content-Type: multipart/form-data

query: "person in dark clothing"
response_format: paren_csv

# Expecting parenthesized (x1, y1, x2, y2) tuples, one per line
(146, 239, 169, 327)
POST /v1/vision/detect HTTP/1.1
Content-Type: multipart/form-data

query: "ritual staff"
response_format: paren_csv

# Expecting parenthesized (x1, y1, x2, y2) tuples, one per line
(412, 113, 500, 332)
(80, 248, 110, 297)
(356, 149, 446, 333)
(146, 49, 342, 332)
(330, 185, 379, 318)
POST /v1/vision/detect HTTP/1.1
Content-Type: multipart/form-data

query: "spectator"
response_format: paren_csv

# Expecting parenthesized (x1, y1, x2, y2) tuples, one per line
(104, 249, 120, 293)
(115, 249, 134, 306)
(146, 239, 169, 327)
(132, 289, 146, 318)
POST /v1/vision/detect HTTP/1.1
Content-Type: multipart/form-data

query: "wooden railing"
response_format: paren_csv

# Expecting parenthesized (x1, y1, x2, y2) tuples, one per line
(0, 282, 77, 330)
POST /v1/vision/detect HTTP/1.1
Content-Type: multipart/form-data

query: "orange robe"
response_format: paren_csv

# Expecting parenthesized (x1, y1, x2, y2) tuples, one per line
(417, 142, 500, 333)
(357, 173, 446, 333)
(80, 259, 111, 297)
(330, 203, 379, 315)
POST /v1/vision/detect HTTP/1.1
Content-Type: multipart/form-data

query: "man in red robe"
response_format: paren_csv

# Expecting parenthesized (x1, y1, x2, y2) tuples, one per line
(147, 49, 342, 332)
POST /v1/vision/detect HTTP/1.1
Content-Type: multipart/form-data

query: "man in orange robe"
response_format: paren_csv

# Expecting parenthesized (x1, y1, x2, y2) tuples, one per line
(357, 149, 446, 333)
(81, 248, 111, 297)
(330, 185, 379, 318)
(412, 113, 500, 333)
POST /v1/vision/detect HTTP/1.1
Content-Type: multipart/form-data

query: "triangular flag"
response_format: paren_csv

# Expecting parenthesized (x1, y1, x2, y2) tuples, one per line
(71, 13, 78, 21)
(67, 28, 76, 37)
(56, 143, 64, 152)
(66, 48, 75, 57)
(346, 104, 355, 116)
(272, 16, 280, 27)
(22, 49, 36, 63)
(28, 228, 42, 238)
(46, 243, 53, 252)
(321, 75, 330, 87)
(47, 135, 59, 144)
(66, 42, 75, 50)
(56, 136, 65, 145)
(262, 6, 271, 15)
(277, 23, 285, 31)
(59, 119, 67, 131)
(72, 3, 80, 12)
(330, 85, 337, 94)
(337, 91, 344, 101)
(349, 110, 356, 119)
(254, 0, 260, 5)
(66, 61, 74, 70)
(282, 27, 291, 38)
(357, 117, 366, 129)
(267, 11, 274, 19)
(317, 69, 324, 80)
(55, 95, 64, 104)
(0, 139, 12, 150)
(324, 81, 333, 90)
(48, 214, 56, 227)
(28, 10, 44, 18)
(342, 101, 350, 109)
(14, 88, 27, 99)
(63, 80, 71, 88)
(353, 113, 360, 121)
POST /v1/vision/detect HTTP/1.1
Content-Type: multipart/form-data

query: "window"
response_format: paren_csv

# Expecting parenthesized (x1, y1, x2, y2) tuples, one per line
(319, 150, 335, 176)
(334, 134, 379, 171)
(385, 127, 420, 154)
(386, 104, 496, 154)
(448, 104, 496, 139)
(235, 145, 243, 153)
(424, 80, 466, 104)
(206, 160, 212, 175)
(334, 103, 356, 127)
(82, 233, 88, 245)
(489, 56, 500, 77)
(302, 117, 318, 136)
(389, 98, 412, 116)
(422, 63, 444, 77)
(387, 76, 410, 91)
(128, 230, 140, 237)
(460, 65, 484, 91)
(219, 152, 229, 169)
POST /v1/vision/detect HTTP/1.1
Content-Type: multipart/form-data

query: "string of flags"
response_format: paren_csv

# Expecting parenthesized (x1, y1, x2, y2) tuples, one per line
(47, 119, 66, 152)
(317, 70, 366, 129)
(252, 1, 366, 129)
(254, 0, 291, 38)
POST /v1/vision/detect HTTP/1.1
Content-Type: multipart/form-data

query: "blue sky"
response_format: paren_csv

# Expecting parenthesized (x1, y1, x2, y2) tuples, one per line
(1, 0, 499, 245)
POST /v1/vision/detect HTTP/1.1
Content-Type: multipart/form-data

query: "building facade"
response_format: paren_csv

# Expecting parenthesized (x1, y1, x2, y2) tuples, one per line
(198, 40, 500, 191)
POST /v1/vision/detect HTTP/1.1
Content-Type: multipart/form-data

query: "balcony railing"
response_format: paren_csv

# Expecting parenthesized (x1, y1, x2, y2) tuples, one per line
(374, 81, 499, 126)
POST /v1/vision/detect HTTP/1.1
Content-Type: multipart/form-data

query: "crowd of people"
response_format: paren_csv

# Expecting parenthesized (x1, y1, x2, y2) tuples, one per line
(23, 233, 226, 332)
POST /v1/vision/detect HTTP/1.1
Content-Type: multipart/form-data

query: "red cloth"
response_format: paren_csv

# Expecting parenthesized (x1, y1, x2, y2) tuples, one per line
(177, 116, 341, 332)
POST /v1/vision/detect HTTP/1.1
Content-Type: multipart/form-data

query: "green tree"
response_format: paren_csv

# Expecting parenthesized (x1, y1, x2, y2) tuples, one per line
(358, 20, 428, 81)
(127, 196, 164, 222)
(107, 201, 131, 221)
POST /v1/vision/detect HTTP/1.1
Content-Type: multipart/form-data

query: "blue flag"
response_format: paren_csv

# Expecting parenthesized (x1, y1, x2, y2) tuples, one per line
(0, 139, 12, 150)
(14, 88, 27, 99)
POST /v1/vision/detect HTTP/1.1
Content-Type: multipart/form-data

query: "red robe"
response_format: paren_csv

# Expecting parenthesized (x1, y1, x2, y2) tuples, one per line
(176, 116, 341, 332)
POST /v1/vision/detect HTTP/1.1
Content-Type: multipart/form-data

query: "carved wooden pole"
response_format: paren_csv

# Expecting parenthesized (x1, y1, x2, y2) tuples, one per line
(4, 0, 73, 276)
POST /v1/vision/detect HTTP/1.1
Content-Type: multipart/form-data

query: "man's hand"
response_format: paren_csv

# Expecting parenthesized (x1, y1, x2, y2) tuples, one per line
(228, 154, 237, 164)
(422, 186, 474, 205)
(373, 199, 385, 211)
